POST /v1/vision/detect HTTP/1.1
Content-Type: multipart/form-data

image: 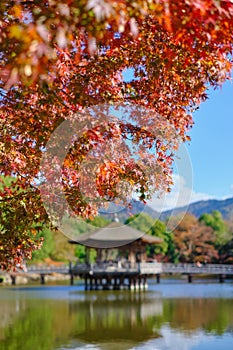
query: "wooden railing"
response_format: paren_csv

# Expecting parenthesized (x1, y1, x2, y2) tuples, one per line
(161, 263, 233, 275)
(70, 262, 233, 275)
(27, 264, 69, 274)
(24, 262, 233, 276)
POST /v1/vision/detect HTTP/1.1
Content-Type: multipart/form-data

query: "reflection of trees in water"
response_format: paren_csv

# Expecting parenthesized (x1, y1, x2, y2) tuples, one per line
(0, 300, 56, 350)
(163, 298, 233, 335)
(0, 298, 27, 341)
(0, 290, 233, 350)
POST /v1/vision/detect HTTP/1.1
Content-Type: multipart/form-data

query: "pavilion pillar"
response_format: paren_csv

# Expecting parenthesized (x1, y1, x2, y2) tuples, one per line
(90, 276, 93, 290)
(188, 274, 193, 283)
(84, 275, 88, 290)
(96, 248, 102, 264)
(94, 277, 98, 290)
(128, 247, 136, 268)
(85, 246, 90, 265)
(141, 250, 147, 263)
(10, 275, 16, 285)
(219, 274, 225, 283)
(105, 249, 109, 261)
(141, 276, 147, 290)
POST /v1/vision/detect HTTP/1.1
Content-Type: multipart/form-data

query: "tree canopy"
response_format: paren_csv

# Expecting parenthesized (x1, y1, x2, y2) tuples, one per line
(1, 0, 233, 268)
(172, 214, 219, 263)
(199, 210, 230, 245)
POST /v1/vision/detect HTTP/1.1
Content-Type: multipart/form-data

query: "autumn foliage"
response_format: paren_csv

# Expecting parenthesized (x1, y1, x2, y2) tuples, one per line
(170, 214, 219, 263)
(1, 1, 233, 268)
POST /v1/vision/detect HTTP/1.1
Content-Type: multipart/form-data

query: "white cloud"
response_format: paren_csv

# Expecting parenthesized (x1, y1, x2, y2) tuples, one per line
(148, 174, 215, 212)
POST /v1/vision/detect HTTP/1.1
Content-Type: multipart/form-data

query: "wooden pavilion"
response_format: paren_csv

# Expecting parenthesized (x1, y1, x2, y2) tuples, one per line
(69, 220, 162, 290)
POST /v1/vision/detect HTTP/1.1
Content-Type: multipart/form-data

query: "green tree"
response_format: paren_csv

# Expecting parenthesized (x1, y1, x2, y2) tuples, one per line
(218, 238, 233, 264)
(86, 216, 110, 228)
(74, 245, 97, 264)
(31, 226, 55, 261)
(199, 210, 230, 246)
(125, 213, 154, 233)
(147, 220, 174, 261)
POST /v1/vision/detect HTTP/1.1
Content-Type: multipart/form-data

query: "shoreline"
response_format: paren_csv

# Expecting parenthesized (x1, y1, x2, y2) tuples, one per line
(0, 272, 71, 285)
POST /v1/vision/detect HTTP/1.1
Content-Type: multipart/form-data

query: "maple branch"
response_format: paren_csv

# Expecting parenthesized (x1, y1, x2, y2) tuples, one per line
(41, 86, 78, 112)
(0, 188, 36, 202)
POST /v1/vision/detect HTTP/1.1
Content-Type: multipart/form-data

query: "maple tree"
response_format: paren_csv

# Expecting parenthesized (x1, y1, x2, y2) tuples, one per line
(171, 214, 219, 263)
(1, 0, 233, 268)
(0, 176, 44, 269)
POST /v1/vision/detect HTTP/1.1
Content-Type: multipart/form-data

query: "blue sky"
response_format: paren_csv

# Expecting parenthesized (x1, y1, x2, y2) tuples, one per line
(151, 79, 233, 211)
(188, 80, 233, 199)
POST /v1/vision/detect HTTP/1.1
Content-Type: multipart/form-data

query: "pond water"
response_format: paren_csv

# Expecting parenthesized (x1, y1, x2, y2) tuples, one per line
(0, 279, 233, 350)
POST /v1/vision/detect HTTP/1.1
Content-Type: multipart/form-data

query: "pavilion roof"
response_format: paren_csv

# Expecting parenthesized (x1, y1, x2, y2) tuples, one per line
(69, 221, 162, 248)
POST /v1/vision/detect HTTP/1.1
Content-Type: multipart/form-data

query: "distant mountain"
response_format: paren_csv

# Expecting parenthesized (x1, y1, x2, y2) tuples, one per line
(161, 197, 233, 221)
(99, 197, 233, 223)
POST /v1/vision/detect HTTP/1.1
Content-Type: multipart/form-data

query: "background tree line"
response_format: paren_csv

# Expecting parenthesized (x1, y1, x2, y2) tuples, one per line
(28, 210, 233, 265)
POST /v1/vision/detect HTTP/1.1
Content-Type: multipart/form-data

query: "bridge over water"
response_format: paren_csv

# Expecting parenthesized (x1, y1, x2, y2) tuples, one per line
(71, 262, 233, 288)
(6, 262, 231, 288)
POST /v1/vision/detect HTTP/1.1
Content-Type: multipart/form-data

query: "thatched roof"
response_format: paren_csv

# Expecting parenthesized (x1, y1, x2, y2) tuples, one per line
(69, 221, 162, 248)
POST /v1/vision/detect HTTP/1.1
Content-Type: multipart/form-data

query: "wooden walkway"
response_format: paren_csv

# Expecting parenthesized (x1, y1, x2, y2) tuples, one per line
(69, 262, 233, 288)
(68, 262, 233, 275)
(6, 262, 233, 287)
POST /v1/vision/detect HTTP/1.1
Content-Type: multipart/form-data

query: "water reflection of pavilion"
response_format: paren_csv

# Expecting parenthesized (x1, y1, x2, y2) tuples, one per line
(69, 292, 163, 349)
(69, 220, 162, 290)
